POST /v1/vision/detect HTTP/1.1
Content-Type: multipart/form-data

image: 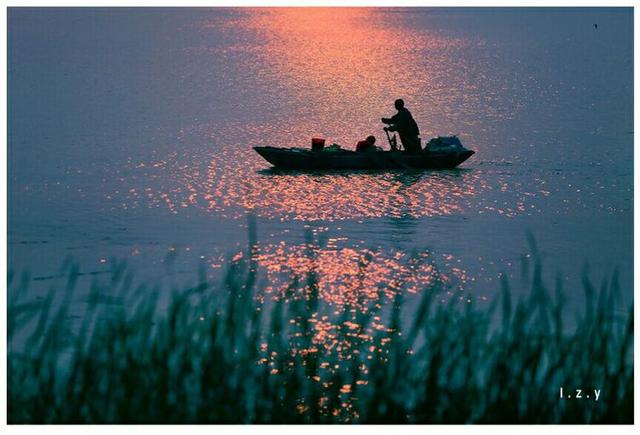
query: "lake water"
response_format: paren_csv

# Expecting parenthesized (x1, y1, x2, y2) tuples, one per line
(8, 8, 633, 318)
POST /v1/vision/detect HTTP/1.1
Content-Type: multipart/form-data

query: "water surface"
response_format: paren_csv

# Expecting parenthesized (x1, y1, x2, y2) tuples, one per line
(8, 8, 633, 317)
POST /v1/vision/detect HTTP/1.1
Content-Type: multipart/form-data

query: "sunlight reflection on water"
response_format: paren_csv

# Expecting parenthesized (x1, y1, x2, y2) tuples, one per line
(111, 8, 585, 222)
(252, 242, 469, 307)
(234, 234, 474, 420)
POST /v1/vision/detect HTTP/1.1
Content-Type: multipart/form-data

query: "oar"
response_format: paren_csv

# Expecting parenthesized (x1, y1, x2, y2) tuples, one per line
(384, 128, 400, 151)
(382, 128, 413, 169)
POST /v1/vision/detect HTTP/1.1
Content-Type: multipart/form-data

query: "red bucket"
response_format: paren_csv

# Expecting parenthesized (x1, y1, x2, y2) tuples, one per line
(311, 138, 325, 151)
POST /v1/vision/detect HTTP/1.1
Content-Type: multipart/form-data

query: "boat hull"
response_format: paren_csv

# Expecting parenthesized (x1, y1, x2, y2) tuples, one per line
(253, 146, 475, 170)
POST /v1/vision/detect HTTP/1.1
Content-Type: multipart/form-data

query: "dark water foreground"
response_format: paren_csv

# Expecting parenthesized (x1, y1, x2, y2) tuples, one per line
(8, 229, 633, 424)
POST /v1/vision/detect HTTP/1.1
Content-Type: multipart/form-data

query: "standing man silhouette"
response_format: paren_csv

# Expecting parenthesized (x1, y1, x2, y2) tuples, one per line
(382, 99, 421, 153)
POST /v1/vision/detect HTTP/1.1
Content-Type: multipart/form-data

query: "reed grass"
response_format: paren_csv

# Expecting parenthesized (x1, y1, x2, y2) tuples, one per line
(8, 232, 633, 424)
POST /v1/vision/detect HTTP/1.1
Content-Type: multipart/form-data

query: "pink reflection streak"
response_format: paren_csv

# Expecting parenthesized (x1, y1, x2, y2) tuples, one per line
(248, 241, 469, 420)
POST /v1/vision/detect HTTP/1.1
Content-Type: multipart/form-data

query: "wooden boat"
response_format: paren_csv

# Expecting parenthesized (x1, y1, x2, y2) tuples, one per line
(253, 146, 475, 170)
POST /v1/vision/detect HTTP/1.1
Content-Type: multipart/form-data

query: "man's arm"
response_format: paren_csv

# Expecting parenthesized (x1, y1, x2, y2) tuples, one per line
(381, 113, 400, 125)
